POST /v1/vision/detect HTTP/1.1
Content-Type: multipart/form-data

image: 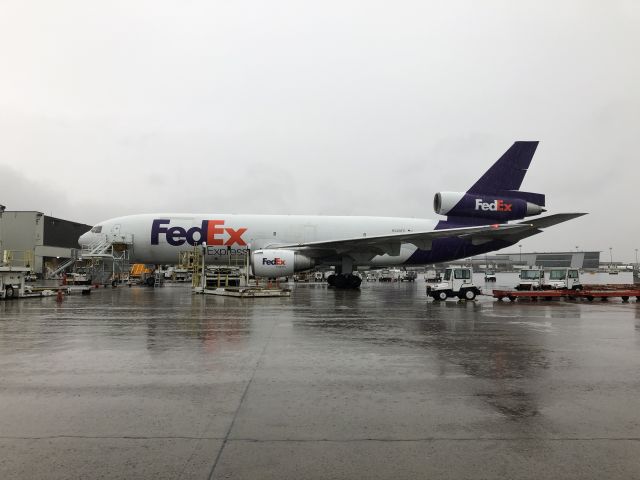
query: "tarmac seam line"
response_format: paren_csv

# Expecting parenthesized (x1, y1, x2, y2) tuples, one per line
(3, 435, 640, 443)
(227, 436, 640, 443)
(206, 317, 278, 480)
(0, 435, 224, 441)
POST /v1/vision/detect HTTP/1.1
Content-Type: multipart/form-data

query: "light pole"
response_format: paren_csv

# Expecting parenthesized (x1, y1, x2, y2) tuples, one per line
(575, 246, 579, 252)
(518, 245, 522, 264)
(201, 242, 207, 292)
(635, 248, 638, 267)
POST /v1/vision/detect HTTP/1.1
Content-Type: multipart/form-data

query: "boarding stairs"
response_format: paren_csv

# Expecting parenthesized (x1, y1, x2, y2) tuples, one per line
(80, 234, 132, 258)
(48, 250, 80, 278)
(79, 233, 134, 285)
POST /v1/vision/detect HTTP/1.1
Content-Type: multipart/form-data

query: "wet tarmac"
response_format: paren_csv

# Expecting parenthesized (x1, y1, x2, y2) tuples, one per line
(1, 282, 640, 479)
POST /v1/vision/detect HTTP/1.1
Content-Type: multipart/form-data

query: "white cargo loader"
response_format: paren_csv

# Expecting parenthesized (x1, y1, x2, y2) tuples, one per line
(427, 267, 481, 301)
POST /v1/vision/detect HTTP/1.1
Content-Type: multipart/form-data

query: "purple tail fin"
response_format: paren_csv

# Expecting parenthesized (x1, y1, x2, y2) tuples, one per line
(468, 141, 544, 206)
(436, 141, 547, 227)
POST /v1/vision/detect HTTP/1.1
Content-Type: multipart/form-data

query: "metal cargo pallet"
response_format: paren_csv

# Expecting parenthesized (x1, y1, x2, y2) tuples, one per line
(196, 286, 291, 298)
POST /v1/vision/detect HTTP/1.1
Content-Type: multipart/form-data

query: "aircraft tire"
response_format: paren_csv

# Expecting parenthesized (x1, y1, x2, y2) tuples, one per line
(347, 274, 362, 289)
(334, 275, 347, 289)
(327, 274, 336, 287)
(5, 286, 14, 299)
(332, 274, 361, 289)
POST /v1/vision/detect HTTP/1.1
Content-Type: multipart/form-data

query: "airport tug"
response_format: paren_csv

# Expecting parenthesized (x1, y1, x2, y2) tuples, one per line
(427, 267, 481, 301)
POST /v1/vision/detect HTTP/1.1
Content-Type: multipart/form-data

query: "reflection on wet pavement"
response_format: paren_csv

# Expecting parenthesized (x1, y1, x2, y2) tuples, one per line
(1, 282, 640, 479)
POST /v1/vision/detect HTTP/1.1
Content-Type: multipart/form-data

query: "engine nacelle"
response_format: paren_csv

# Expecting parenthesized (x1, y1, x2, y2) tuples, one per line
(251, 249, 315, 278)
(434, 191, 544, 221)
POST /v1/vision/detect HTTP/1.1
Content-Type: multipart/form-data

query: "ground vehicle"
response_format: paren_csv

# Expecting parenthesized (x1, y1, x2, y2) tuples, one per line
(516, 267, 544, 290)
(365, 271, 377, 282)
(484, 271, 497, 282)
(0, 267, 28, 299)
(427, 267, 481, 301)
(544, 268, 582, 290)
(401, 271, 417, 282)
(378, 268, 402, 282)
(425, 269, 441, 282)
(65, 268, 91, 285)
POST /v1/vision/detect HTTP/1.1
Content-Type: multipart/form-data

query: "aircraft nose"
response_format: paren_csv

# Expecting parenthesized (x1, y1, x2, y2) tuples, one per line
(79, 231, 91, 247)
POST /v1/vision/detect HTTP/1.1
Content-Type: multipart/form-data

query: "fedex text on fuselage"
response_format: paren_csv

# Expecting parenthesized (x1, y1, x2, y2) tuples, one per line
(151, 219, 247, 247)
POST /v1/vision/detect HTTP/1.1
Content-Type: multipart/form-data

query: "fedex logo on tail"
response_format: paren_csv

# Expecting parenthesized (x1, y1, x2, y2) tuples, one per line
(475, 198, 512, 212)
(262, 258, 286, 266)
(151, 219, 247, 247)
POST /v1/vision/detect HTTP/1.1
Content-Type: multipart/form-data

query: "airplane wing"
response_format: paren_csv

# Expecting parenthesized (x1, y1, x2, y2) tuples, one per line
(261, 213, 586, 258)
(516, 212, 587, 229)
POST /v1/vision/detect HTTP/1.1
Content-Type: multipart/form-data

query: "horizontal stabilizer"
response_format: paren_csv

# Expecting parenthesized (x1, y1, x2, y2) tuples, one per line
(517, 212, 587, 229)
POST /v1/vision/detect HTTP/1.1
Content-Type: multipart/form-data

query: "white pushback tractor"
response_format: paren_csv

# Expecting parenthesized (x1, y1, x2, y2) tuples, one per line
(426, 267, 481, 301)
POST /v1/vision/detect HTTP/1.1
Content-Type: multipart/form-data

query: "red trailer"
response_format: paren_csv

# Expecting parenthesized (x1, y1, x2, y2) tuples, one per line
(493, 286, 640, 302)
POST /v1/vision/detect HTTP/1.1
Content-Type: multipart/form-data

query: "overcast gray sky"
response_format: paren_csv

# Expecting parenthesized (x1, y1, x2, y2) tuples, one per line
(1, 1, 638, 260)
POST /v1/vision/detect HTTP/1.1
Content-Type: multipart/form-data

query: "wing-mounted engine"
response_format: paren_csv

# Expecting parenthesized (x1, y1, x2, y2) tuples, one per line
(251, 249, 315, 278)
(434, 191, 545, 222)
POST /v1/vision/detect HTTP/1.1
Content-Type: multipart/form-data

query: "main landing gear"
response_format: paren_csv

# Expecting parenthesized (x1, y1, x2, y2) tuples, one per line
(327, 273, 362, 289)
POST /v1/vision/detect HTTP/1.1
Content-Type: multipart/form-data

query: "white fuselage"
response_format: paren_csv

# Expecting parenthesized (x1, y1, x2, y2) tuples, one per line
(79, 213, 439, 267)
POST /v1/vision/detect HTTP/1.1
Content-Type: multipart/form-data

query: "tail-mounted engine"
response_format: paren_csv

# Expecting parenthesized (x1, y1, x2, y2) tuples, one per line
(434, 191, 545, 222)
(251, 249, 315, 278)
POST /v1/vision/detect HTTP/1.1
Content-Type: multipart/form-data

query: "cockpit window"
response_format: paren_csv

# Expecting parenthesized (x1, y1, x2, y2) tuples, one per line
(90, 226, 102, 233)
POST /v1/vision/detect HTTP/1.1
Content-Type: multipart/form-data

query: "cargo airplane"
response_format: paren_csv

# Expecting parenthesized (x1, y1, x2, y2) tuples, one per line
(79, 141, 585, 288)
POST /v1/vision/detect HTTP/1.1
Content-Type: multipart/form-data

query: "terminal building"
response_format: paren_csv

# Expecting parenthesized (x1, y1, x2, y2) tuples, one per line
(446, 251, 601, 270)
(0, 209, 91, 276)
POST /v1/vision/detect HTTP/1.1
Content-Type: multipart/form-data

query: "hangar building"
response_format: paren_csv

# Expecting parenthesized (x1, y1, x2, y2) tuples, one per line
(0, 210, 91, 276)
(452, 251, 601, 270)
